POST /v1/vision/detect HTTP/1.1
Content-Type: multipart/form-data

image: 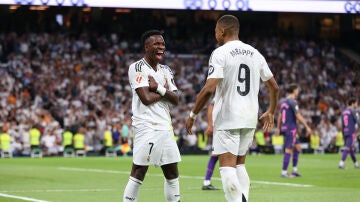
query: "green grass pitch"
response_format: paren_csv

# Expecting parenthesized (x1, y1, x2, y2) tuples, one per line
(0, 154, 359, 202)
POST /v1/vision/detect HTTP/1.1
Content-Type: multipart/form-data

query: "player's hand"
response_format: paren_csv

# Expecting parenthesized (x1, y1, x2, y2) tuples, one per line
(274, 129, 280, 136)
(185, 117, 195, 135)
(164, 77, 169, 90)
(205, 125, 213, 136)
(148, 75, 158, 92)
(259, 111, 274, 132)
(306, 127, 312, 136)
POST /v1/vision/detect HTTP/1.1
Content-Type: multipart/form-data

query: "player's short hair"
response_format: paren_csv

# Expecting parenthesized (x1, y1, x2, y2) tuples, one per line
(217, 15, 239, 34)
(348, 97, 357, 106)
(286, 83, 298, 94)
(140, 29, 163, 47)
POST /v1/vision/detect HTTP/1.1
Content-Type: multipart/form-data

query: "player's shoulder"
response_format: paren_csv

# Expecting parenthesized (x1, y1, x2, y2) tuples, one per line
(129, 58, 146, 72)
(159, 64, 174, 75)
(287, 98, 297, 104)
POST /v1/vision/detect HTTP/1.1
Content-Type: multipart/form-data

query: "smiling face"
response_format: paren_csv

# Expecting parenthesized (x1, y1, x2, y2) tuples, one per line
(144, 34, 166, 66)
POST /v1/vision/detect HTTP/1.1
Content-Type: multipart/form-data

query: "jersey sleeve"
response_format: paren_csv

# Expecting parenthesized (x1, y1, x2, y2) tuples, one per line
(128, 63, 149, 90)
(258, 53, 274, 82)
(207, 49, 224, 79)
(290, 99, 299, 114)
(165, 66, 178, 91)
(351, 109, 360, 125)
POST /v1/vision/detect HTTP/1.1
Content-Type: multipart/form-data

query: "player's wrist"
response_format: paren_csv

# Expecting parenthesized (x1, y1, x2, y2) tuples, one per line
(156, 85, 166, 96)
(189, 111, 197, 119)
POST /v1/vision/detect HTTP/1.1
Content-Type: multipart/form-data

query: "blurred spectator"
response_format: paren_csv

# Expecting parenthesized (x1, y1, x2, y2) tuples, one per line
(41, 129, 60, 156)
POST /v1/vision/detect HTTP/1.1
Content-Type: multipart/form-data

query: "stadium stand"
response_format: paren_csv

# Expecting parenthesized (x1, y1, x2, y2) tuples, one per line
(0, 8, 359, 156)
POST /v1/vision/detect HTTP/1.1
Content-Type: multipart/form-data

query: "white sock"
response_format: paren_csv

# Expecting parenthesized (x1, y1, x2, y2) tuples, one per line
(123, 176, 142, 202)
(292, 167, 298, 173)
(219, 167, 242, 202)
(339, 161, 344, 166)
(203, 180, 211, 186)
(236, 164, 250, 202)
(164, 178, 180, 202)
(281, 170, 288, 175)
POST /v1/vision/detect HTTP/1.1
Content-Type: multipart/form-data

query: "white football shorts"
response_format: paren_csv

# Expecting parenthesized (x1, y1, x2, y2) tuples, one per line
(132, 127, 181, 167)
(213, 128, 255, 156)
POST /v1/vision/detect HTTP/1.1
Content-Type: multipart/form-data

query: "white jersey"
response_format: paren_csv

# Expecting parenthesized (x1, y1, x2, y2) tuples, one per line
(207, 40, 273, 130)
(128, 58, 177, 131)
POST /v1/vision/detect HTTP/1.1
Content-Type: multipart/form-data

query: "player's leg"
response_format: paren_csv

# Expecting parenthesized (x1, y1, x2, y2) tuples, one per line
(123, 164, 148, 202)
(339, 135, 352, 169)
(346, 134, 358, 168)
(235, 128, 255, 202)
(214, 129, 242, 202)
(349, 147, 359, 168)
(236, 156, 249, 202)
(162, 163, 180, 202)
(219, 153, 241, 202)
(292, 140, 302, 176)
(124, 127, 152, 201)
(202, 155, 219, 190)
(281, 130, 295, 177)
(160, 130, 181, 202)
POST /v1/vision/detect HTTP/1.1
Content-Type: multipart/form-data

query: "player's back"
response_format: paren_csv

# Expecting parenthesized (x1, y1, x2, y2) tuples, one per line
(209, 40, 273, 130)
(279, 98, 297, 131)
(341, 108, 356, 135)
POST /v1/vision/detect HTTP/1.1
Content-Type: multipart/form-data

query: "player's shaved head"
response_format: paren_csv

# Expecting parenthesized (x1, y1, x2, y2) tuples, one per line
(217, 15, 239, 35)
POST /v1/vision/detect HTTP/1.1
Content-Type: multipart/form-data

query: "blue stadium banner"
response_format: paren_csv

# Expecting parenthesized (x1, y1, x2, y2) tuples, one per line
(3, 0, 359, 14)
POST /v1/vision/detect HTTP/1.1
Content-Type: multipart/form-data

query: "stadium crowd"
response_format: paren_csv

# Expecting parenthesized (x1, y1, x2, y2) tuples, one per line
(0, 28, 359, 156)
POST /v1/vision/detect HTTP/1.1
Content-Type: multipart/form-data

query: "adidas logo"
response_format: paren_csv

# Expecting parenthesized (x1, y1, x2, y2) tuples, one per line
(125, 196, 136, 201)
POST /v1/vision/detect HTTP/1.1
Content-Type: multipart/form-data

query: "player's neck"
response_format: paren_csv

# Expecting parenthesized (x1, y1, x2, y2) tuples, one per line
(223, 36, 239, 44)
(144, 56, 158, 70)
(288, 94, 296, 99)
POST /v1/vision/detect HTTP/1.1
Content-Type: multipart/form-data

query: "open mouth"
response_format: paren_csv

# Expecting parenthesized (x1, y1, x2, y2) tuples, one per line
(155, 50, 164, 60)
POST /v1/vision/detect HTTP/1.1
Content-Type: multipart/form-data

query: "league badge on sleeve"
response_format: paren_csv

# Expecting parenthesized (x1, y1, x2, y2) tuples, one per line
(135, 73, 143, 84)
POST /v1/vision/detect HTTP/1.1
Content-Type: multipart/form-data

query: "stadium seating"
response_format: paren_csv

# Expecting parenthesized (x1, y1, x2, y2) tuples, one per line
(272, 135, 284, 154)
(31, 148, 43, 158)
(105, 147, 117, 157)
(1, 149, 13, 158)
(314, 146, 325, 154)
(75, 150, 86, 157)
(63, 148, 75, 157)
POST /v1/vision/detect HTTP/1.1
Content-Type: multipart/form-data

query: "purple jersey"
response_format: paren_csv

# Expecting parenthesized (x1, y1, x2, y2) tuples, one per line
(341, 108, 357, 136)
(279, 98, 299, 131)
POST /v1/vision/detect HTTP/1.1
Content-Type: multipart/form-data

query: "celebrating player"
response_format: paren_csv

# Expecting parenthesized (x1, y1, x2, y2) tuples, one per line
(185, 15, 279, 202)
(124, 30, 181, 202)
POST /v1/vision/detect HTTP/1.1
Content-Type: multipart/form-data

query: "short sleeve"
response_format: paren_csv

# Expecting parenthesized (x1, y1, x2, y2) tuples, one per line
(165, 66, 178, 91)
(128, 64, 149, 90)
(258, 54, 273, 82)
(290, 100, 299, 114)
(207, 49, 224, 79)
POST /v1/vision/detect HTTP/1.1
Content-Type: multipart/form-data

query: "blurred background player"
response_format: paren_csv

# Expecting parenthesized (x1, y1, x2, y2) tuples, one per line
(202, 101, 219, 190)
(276, 83, 312, 177)
(338, 98, 359, 169)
